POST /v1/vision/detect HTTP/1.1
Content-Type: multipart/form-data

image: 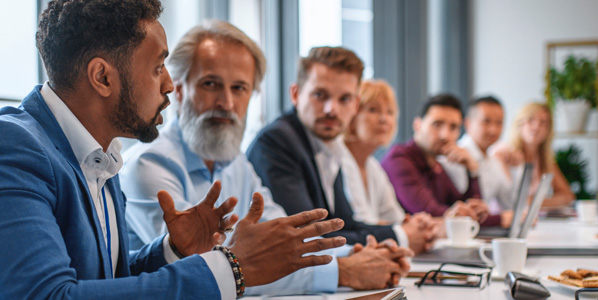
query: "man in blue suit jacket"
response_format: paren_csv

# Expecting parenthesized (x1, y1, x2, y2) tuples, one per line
(0, 1, 345, 299)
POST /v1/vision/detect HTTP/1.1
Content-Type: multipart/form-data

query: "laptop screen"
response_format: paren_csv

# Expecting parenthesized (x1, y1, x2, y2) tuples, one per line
(518, 173, 554, 238)
(507, 163, 534, 238)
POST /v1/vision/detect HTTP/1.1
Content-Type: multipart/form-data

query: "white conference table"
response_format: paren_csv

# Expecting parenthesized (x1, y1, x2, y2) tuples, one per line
(245, 218, 598, 300)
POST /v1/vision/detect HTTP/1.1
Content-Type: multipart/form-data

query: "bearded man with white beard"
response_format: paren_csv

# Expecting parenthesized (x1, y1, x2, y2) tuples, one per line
(120, 20, 412, 296)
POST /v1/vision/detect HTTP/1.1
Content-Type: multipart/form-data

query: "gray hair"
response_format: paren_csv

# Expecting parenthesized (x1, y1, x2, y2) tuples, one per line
(167, 19, 266, 92)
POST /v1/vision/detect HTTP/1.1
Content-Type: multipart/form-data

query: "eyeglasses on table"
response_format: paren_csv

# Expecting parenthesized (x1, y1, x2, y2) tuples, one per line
(415, 262, 493, 289)
(575, 287, 598, 300)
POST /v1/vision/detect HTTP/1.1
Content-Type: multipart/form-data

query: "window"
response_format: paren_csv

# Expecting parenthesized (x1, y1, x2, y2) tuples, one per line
(299, 0, 373, 78)
(229, 0, 265, 151)
(0, 1, 40, 105)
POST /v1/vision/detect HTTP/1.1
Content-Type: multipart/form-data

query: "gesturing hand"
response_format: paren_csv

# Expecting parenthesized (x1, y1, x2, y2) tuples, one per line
(158, 180, 239, 256)
(228, 192, 347, 287)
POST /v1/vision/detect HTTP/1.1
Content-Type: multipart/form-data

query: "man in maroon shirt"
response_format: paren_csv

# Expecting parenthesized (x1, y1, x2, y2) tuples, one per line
(381, 94, 492, 224)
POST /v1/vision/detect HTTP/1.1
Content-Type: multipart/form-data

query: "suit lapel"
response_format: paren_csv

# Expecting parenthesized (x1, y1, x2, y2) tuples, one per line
(106, 177, 129, 277)
(22, 86, 113, 279)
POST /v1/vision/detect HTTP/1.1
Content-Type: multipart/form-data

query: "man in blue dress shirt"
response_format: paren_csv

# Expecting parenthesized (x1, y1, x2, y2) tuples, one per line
(121, 20, 413, 294)
(0, 1, 347, 299)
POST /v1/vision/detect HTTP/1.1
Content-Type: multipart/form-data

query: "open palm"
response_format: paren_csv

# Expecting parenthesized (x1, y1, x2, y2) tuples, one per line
(158, 180, 239, 256)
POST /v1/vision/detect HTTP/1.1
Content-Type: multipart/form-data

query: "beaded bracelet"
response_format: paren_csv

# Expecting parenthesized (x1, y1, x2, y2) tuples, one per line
(213, 245, 245, 298)
(168, 238, 185, 259)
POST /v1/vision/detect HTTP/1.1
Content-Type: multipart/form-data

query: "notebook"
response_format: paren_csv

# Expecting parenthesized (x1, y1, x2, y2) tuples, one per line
(346, 288, 406, 300)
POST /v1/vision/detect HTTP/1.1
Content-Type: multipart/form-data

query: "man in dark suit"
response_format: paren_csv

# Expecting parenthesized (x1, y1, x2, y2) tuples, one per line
(247, 47, 435, 255)
(0, 1, 346, 299)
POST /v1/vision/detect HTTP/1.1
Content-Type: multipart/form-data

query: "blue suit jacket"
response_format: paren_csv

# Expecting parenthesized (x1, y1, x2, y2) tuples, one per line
(0, 86, 222, 299)
(247, 110, 397, 245)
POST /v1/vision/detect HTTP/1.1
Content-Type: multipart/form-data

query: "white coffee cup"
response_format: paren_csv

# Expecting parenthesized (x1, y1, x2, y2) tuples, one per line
(576, 200, 598, 223)
(445, 216, 480, 246)
(479, 238, 527, 277)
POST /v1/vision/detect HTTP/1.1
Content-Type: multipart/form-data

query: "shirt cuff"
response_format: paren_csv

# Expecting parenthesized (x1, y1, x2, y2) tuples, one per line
(312, 256, 339, 292)
(392, 224, 410, 248)
(201, 250, 236, 300)
(162, 234, 181, 264)
(334, 244, 353, 257)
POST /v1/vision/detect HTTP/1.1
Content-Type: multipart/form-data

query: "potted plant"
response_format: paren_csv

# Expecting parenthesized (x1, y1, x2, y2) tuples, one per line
(546, 55, 597, 133)
(555, 145, 597, 222)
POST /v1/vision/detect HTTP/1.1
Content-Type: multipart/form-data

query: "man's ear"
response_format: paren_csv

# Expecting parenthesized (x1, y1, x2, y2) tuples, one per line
(413, 117, 421, 132)
(289, 83, 299, 107)
(174, 83, 184, 103)
(87, 57, 117, 98)
(174, 83, 185, 114)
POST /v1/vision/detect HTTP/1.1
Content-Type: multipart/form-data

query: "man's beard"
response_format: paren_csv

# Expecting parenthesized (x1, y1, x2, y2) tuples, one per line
(112, 73, 169, 143)
(178, 98, 245, 162)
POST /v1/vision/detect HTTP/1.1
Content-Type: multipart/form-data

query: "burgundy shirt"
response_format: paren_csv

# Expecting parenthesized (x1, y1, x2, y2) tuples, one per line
(381, 139, 482, 217)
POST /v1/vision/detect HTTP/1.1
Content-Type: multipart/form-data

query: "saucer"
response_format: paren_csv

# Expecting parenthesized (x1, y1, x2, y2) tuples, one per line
(442, 238, 486, 248)
(568, 220, 598, 226)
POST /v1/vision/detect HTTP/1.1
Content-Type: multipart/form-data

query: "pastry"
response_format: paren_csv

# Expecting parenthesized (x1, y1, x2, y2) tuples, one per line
(582, 276, 598, 288)
(561, 269, 583, 279)
(577, 269, 598, 278)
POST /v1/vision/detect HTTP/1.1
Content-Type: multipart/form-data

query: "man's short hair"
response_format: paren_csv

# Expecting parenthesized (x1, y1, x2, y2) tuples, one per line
(467, 95, 503, 116)
(36, 0, 163, 92)
(296, 46, 364, 90)
(168, 20, 266, 92)
(420, 94, 463, 118)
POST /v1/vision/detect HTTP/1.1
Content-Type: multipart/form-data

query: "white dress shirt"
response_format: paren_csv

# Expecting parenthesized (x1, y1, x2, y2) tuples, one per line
(41, 83, 121, 276)
(306, 130, 343, 214)
(338, 143, 410, 247)
(440, 134, 514, 214)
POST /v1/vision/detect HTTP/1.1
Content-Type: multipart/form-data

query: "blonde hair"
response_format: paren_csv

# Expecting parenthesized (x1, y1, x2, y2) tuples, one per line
(509, 102, 554, 173)
(345, 79, 399, 146)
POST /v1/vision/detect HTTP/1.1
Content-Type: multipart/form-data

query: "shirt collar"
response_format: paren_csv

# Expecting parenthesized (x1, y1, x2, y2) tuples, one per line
(303, 124, 344, 158)
(40, 82, 123, 174)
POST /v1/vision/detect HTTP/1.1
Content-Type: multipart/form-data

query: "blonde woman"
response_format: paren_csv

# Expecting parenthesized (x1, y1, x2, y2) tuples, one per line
(340, 79, 436, 254)
(502, 102, 574, 207)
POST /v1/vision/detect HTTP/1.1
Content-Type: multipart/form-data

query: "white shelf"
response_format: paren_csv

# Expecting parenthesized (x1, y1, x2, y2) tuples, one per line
(555, 131, 598, 139)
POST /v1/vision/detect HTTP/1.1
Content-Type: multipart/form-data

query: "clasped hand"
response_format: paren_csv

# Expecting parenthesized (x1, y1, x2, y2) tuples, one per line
(402, 212, 438, 254)
(339, 235, 413, 290)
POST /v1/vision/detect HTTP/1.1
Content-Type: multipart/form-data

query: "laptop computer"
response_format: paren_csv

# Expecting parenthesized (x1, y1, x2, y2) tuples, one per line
(518, 173, 553, 238)
(477, 163, 534, 238)
(413, 171, 554, 264)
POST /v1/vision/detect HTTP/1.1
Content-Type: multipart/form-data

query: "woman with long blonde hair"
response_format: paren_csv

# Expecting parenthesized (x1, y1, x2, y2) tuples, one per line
(508, 102, 574, 207)
(340, 79, 436, 254)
